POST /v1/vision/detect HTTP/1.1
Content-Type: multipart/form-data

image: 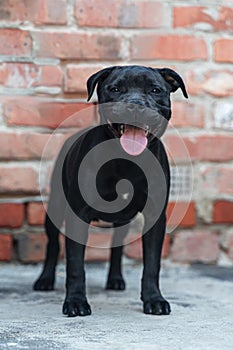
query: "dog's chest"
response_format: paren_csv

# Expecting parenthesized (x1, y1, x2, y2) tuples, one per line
(96, 160, 147, 203)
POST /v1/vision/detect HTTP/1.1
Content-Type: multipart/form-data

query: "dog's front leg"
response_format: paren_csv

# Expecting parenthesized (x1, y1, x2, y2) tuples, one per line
(106, 222, 130, 291)
(63, 215, 91, 317)
(141, 212, 171, 315)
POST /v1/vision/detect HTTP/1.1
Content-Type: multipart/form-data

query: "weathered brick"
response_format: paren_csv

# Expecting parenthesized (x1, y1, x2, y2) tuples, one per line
(0, 0, 30, 22)
(228, 233, 233, 260)
(213, 201, 233, 224)
(0, 203, 24, 228)
(0, 0, 67, 25)
(34, 0, 67, 25)
(213, 102, 233, 130)
(0, 167, 39, 194)
(130, 34, 208, 61)
(27, 202, 46, 226)
(174, 6, 233, 31)
(0, 234, 13, 261)
(75, 0, 119, 27)
(32, 32, 122, 60)
(17, 232, 65, 263)
(193, 135, 233, 162)
(200, 166, 233, 196)
(0, 132, 69, 160)
(85, 233, 111, 262)
(64, 64, 105, 93)
(124, 233, 170, 260)
(167, 202, 196, 228)
(124, 234, 142, 260)
(171, 230, 219, 264)
(0, 63, 63, 88)
(121, 0, 167, 28)
(185, 69, 233, 97)
(214, 39, 233, 63)
(0, 29, 32, 56)
(2, 97, 96, 129)
(171, 101, 205, 128)
(17, 233, 46, 263)
(164, 134, 233, 162)
(75, 0, 167, 28)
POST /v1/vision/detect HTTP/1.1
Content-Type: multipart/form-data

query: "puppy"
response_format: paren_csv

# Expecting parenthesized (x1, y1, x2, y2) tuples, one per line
(34, 65, 188, 317)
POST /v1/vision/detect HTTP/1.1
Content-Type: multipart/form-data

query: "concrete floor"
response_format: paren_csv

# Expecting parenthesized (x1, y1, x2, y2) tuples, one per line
(0, 260, 233, 350)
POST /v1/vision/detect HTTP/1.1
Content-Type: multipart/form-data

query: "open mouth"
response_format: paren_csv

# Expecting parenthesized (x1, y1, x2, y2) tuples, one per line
(118, 124, 150, 156)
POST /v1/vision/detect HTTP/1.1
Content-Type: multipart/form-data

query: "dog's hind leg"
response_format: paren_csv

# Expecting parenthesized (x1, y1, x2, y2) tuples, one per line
(33, 136, 71, 291)
(106, 223, 129, 291)
(63, 211, 91, 317)
(33, 194, 65, 291)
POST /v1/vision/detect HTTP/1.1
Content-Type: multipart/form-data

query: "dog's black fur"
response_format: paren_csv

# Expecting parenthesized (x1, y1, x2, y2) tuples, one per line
(34, 65, 188, 317)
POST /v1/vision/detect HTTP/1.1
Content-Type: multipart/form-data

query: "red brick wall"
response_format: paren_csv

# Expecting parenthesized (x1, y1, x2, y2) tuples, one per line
(0, 0, 232, 265)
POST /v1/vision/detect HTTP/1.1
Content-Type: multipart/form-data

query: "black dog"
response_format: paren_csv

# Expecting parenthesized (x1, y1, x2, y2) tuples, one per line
(34, 65, 188, 317)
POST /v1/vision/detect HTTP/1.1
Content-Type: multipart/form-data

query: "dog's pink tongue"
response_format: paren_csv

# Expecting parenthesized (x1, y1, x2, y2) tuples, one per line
(120, 126, 148, 156)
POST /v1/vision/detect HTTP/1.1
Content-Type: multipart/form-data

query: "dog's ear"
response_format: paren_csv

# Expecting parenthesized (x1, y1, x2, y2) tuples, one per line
(158, 68, 188, 99)
(87, 67, 116, 101)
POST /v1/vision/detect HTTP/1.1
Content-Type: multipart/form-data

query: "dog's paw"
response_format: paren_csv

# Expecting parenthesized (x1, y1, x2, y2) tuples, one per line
(33, 276, 55, 291)
(143, 300, 171, 315)
(63, 301, 92, 317)
(106, 277, 126, 291)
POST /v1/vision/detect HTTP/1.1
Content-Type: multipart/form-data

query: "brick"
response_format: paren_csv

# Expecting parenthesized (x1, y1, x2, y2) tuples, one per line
(130, 34, 208, 61)
(0, 234, 13, 261)
(164, 134, 233, 162)
(167, 202, 196, 228)
(124, 234, 142, 260)
(121, 0, 167, 28)
(171, 101, 205, 128)
(17, 233, 65, 263)
(0, 132, 69, 160)
(33, 0, 67, 25)
(75, 0, 119, 27)
(32, 32, 122, 60)
(75, 0, 167, 28)
(200, 167, 233, 196)
(27, 202, 46, 226)
(213, 201, 233, 224)
(0, 29, 32, 56)
(0, 0, 67, 25)
(171, 230, 219, 264)
(174, 6, 233, 31)
(213, 102, 233, 130)
(0, 63, 63, 88)
(2, 97, 96, 129)
(0, 167, 39, 194)
(228, 233, 233, 260)
(0, 0, 30, 22)
(185, 70, 233, 97)
(64, 64, 105, 93)
(193, 135, 233, 162)
(214, 39, 233, 63)
(0, 203, 24, 228)
(124, 233, 170, 260)
(85, 233, 111, 262)
(16, 232, 65, 263)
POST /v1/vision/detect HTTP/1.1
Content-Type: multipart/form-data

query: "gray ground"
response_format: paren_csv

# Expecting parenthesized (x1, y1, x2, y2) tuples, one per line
(0, 260, 233, 350)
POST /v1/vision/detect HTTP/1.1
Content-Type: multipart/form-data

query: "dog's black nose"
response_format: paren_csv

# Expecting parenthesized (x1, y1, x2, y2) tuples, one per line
(127, 102, 145, 112)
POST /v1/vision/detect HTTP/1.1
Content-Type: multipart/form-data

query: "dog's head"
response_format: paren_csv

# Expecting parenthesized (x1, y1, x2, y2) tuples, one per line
(87, 65, 188, 156)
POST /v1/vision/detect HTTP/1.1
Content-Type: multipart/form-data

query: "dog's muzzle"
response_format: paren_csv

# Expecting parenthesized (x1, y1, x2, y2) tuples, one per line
(99, 102, 167, 156)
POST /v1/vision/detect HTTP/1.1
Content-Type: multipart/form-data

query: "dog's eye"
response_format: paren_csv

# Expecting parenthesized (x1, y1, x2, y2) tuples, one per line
(110, 87, 120, 93)
(151, 87, 161, 94)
